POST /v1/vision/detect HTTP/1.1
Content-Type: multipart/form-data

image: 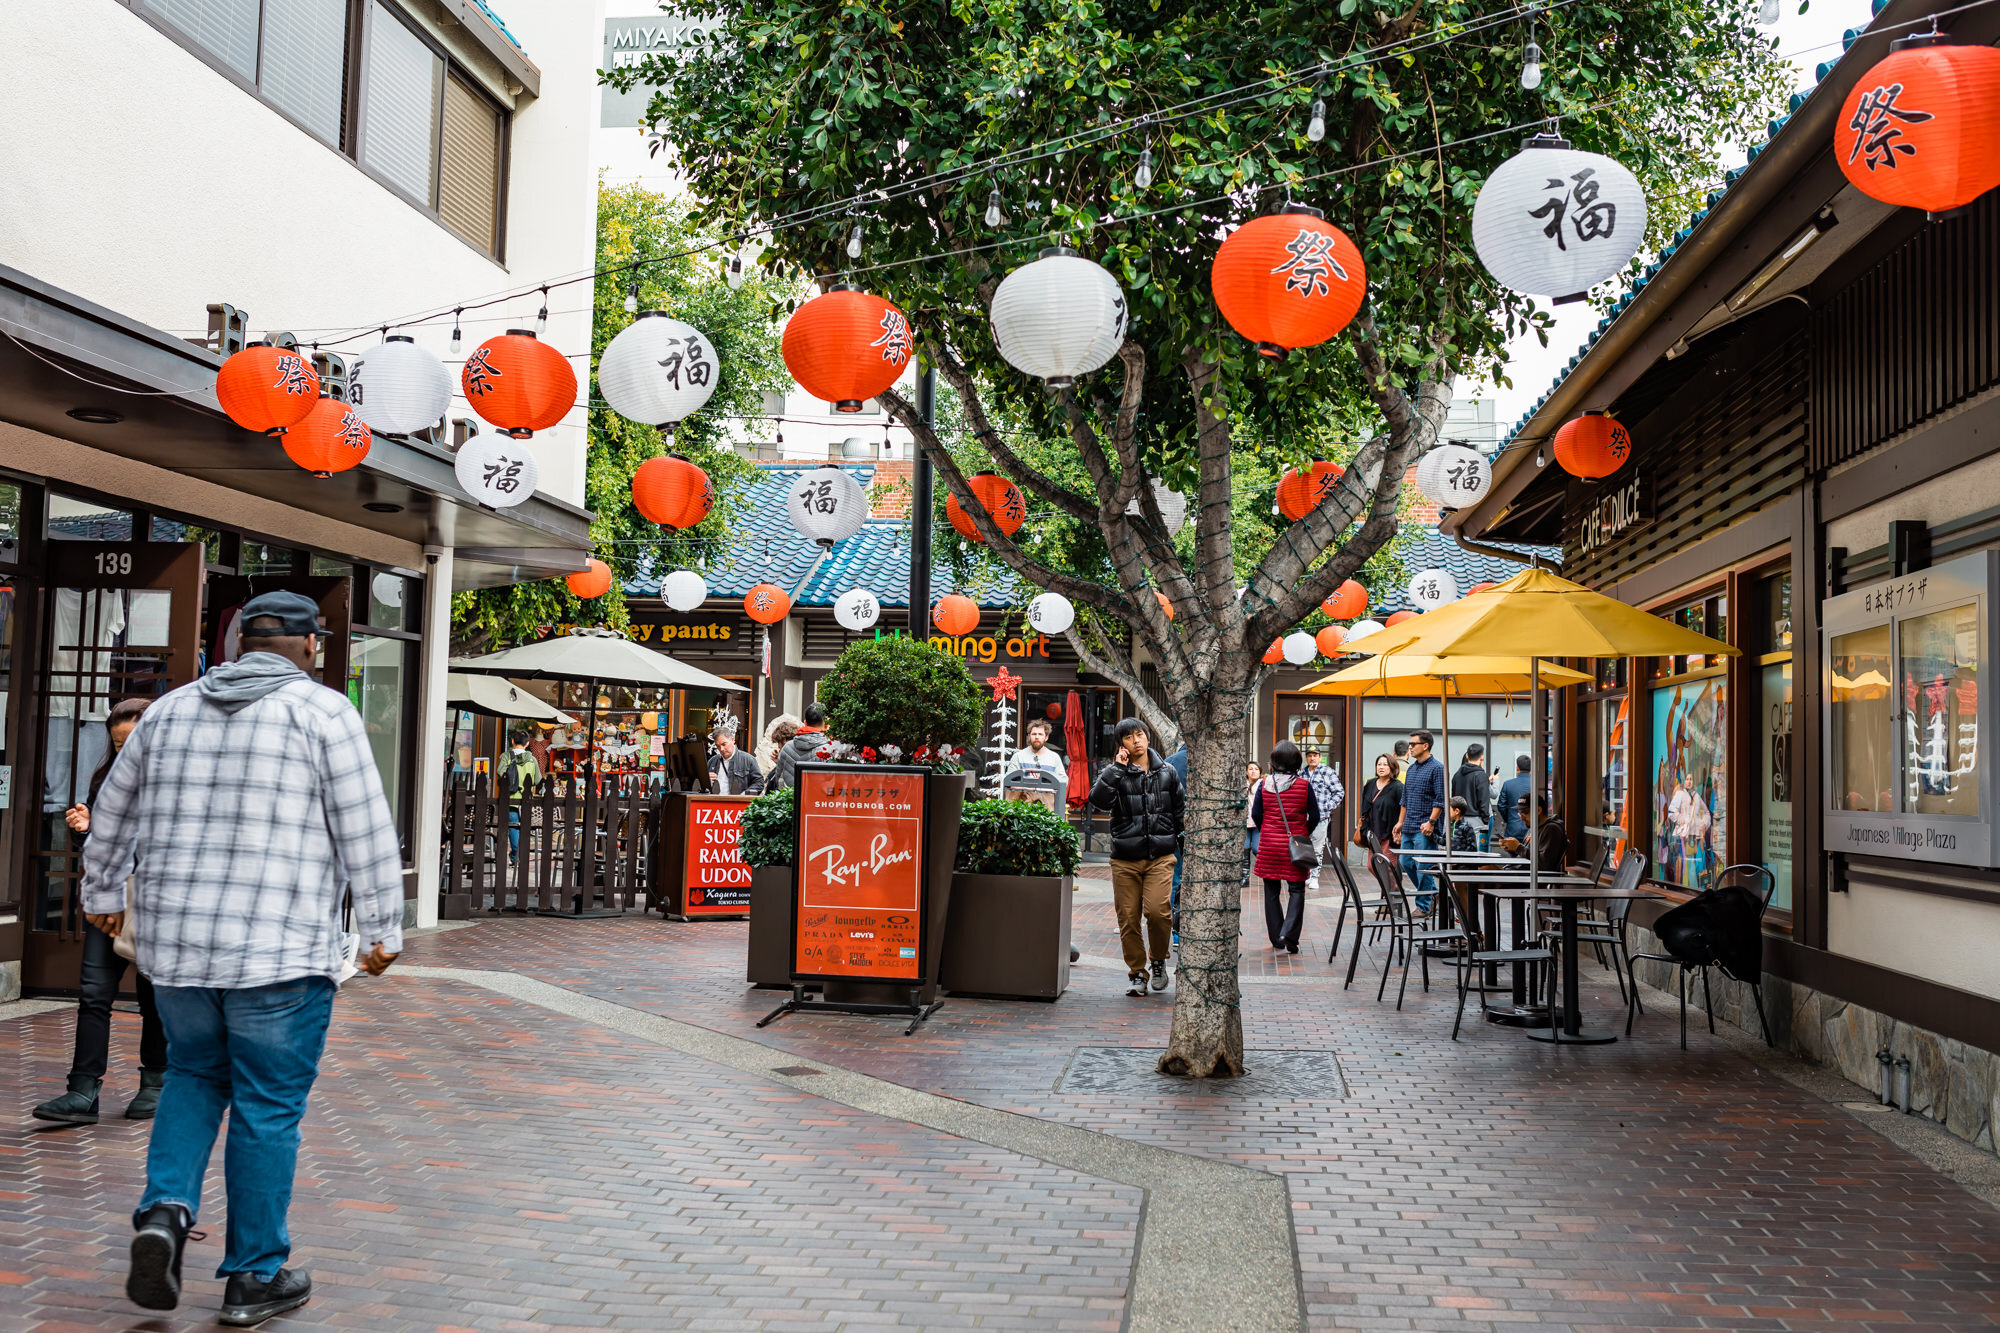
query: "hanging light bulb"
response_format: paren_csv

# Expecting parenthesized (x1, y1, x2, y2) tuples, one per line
(725, 251, 746, 289)
(1134, 148, 1154, 190)
(846, 222, 863, 259)
(534, 287, 549, 337)
(623, 281, 638, 315)
(1758, 0, 1780, 22)
(1521, 37, 1543, 91)
(1307, 98, 1326, 143)
(448, 309, 463, 357)
(985, 188, 1004, 227)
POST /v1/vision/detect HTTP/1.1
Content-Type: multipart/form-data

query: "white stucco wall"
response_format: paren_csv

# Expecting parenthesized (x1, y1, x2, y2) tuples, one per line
(0, 0, 604, 505)
(1828, 881, 2000, 1001)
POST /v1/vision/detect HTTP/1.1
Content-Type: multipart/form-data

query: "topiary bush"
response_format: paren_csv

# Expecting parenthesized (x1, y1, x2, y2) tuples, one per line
(818, 633, 986, 762)
(738, 789, 795, 867)
(955, 799, 1082, 878)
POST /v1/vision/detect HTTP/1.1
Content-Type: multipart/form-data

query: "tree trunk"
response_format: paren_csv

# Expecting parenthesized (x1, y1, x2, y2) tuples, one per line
(1159, 696, 1251, 1078)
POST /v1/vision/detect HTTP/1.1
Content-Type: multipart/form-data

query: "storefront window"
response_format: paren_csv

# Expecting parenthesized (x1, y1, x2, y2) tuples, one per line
(1583, 695, 1631, 868)
(0, 482, 21, 561)
(1831, 624, 1893, 813)
(1752, 567, 1794, 910)
(347, 634, 410, 833)
(312, 554, 352, 578)
(367, 572, 408, 630)
(47, 494, 131, 541)
(1654, 592, 1728, 677)
(1900, 601, 1981, 818)
(241, 541, 300, 576)
(1651, 675, 1727, 890)
(0, 577, 13, 907)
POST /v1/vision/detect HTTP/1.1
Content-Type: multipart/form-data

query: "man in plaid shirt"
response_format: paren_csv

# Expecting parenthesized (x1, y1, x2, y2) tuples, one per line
(81, 592, 403, 1327)
(1302, 749, 1345, 890)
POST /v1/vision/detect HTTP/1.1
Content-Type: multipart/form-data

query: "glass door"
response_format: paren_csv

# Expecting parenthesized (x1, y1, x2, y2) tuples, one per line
(25, 542, 202, 992)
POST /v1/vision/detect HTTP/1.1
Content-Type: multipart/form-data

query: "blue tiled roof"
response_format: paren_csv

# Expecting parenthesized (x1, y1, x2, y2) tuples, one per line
(1371, 529, 1556, 616)
(470, 0, 522, 49)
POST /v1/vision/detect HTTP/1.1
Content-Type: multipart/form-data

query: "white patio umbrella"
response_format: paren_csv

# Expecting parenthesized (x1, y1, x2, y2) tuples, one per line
(445, 673, 577, 725)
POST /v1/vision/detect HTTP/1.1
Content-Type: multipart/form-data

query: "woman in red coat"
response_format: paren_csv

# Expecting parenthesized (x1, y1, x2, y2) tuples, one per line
(1250, 741, 1321, 954)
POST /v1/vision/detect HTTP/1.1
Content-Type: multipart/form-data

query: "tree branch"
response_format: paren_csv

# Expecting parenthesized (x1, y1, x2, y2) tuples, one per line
(1066, 615, 1182, 752)
(914, 341, 1098, 525)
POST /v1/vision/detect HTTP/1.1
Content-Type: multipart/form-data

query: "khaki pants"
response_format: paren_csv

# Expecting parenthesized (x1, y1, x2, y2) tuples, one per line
(1110, 856, 1174, 974)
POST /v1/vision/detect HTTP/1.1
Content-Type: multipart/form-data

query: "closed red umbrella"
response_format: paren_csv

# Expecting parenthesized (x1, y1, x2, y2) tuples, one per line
(1063, 690, 1089, 808)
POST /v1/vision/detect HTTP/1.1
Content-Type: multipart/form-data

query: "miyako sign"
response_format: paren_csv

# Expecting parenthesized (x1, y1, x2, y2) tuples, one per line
(1577, 472, 1651, 555)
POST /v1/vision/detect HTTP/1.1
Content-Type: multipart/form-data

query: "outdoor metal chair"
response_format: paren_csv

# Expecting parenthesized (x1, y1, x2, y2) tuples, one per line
(1371, 852, 1468, 1010)
(1330, 853, 1394, 982)
(1626, 862, 1774, 1048)
(1439, 868, 1552, 1040)
(1539, 851, 1648, 1025)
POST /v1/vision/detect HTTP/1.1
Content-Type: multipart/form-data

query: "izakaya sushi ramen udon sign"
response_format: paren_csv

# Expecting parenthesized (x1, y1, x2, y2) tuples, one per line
(791, 766, 929, 984)
(681, 796, 752, 914)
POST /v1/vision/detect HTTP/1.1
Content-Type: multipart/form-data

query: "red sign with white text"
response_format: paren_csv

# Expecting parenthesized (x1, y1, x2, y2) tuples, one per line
(682, 796, 752, 914)
(792, 767, 928, 982)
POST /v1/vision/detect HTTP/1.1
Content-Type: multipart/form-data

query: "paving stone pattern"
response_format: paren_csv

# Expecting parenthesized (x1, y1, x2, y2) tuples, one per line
(1054, 1047, 1349, 1099)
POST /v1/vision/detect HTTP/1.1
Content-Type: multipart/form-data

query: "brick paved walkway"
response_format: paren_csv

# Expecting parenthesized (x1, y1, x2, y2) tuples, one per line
(6, 880, 2000, 1331)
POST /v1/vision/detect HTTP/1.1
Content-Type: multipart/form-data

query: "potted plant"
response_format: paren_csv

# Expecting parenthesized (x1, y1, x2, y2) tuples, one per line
(941, 798, 1082, 1000)
(738, 789, 798, 988)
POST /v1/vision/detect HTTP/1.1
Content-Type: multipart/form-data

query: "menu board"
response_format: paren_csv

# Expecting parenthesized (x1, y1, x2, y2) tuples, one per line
(792, 766, 929, 983)
(682, 796, 752, 915)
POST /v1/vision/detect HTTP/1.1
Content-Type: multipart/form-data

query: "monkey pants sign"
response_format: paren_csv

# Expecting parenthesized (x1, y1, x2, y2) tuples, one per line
(683, 797, 752, 914)
(792, 766, 928, 984)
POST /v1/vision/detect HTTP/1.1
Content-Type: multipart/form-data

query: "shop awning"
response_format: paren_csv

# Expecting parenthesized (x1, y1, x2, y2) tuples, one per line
(445, 673, 577, 723)
(0, 263, 591, 590)
(451, 628, 742, 691)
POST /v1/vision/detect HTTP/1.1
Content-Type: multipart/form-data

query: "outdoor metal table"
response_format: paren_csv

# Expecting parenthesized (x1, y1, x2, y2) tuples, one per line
(1401, 853, 1526, 934)
(1442, 867, 1570, 1026)
(1479, 882, 1661, 1044)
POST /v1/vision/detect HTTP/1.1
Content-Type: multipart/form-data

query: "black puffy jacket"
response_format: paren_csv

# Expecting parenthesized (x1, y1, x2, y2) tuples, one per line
(1088, 758, 1185, 861)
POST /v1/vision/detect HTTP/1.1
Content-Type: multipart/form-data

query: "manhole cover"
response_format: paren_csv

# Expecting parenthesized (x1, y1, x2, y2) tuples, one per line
(1055, 1047, 1347, 1098)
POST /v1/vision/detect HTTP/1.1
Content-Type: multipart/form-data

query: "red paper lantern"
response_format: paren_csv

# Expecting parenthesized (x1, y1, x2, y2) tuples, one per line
(1322, 579, 1368, 620)
(461, 330, 577, 438)
(1315, 625, 1346, 658)
(216, 344, 320, 435)
(1211, 206, 1368, 358)
(280, 398, 371, 476)
(1155, 591, 1175, 621)
(1553, 413, 1632, 480)
(1836, 37, 2000, 219)
(567, 558, 613, 600)
(632, 455, 714, 529)
(1468, 581, 1498, 595)
(1262, 639, 1285, 665)
(1386, 609, 1419, 626)
(745, 584, 791, 624)
(934, 593, 980, 636)
(782, 285, 913, 412)
(946, 471, 1028, 542)
(1276, 462, 1346, 522)
(1045, 702, 1063, 720)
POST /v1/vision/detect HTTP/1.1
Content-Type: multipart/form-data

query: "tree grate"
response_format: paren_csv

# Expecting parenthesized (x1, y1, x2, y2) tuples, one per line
(1054, 1047, 1348, 1098)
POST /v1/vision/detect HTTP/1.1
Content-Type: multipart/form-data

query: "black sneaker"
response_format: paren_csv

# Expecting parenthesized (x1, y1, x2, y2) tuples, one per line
(127, 1204, 189, 1311)
(1150, 960, 1169, 991)
(219, 1268, 312, 1326)
(1126, 971, 1148, 997)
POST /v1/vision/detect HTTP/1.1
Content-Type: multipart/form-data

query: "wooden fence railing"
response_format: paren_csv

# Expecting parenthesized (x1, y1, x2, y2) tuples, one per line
(443, 776, 659, 915)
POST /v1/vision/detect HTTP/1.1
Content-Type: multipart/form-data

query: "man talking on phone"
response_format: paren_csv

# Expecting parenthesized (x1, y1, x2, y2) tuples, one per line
(79, 591, 403, 1327)
(1089, 718, 1184, 997)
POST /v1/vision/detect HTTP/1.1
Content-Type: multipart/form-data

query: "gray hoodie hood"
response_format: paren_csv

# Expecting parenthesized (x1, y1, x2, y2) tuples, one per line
(197, 652, 308, 712)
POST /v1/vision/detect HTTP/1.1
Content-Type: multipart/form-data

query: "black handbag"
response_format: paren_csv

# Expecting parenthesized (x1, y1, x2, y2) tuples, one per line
(1267, 776, 1318, 869)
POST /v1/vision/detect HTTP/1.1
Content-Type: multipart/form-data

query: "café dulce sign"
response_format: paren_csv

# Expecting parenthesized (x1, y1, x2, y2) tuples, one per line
(1577, 472, 1651, 555)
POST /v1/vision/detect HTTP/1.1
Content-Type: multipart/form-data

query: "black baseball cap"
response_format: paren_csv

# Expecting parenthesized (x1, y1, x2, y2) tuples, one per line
(239, 590, 327, 638)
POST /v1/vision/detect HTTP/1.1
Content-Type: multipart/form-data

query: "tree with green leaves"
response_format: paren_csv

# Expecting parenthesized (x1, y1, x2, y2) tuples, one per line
(627, 0, 1787, 1075)
(453, 181, 800, 653)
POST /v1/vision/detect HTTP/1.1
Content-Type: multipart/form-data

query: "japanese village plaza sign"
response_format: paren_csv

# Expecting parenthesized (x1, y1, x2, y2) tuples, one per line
(1577, 471, 1652, 555)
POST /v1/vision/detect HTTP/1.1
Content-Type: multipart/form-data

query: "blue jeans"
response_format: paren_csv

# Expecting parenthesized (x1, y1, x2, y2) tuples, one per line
(141, 977, 336, 1279)
(1399, 828, 1438, 910)
(508, 806, 522, 859)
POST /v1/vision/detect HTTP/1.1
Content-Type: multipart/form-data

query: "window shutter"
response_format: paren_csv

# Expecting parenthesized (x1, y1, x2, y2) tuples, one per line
(440, 75, 501, 255)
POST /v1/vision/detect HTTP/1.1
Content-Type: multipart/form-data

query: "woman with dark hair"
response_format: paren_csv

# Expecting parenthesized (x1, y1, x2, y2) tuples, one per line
(1250, 741, 1321, 954)
(1356, 753, 1403, 852)
(32, 696, 166, 1125)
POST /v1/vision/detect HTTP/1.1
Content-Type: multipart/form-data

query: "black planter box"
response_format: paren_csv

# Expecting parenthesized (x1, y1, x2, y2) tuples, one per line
(745, 864, 797, 990)
(940, 873, 1073, 1000)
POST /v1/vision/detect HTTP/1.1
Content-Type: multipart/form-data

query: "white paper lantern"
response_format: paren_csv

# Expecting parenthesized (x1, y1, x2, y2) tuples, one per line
(350, 335, 453, 436)
(1472, 134, 1648, 302)
(453, 434, 540, 508)
(1123, 476, 1188, 535)
(1346, 618, 1386, 643)
(786, 465, 867, 547)
(370, 572, 404, 609)
(990, 246, 1129, 387)
(1415, 445, 1493, 510)
(597, 313, 719, 432)
(1282, 631, 1317, 666)
(835, 587, 882, 631)
(1026, 591, 1076, 636)
(1408, 568, 1459, 611)
(661, 569, 708, 613)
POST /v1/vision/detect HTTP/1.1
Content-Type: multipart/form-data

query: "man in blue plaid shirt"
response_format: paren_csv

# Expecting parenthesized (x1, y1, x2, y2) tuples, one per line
(81, 592, 404, 1327)
(1302, 749, 1345, 891)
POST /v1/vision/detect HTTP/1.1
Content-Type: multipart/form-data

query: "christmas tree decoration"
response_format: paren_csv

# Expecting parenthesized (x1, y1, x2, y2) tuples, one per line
(567, 559, 613, 600)
(632, 455, 714, 529)
(1415, 444, 1493, 510)
(1282, 631, 1318, 666)
(1835, 35, 2000, 218)
(350, 336, 452, 436)
(461, 330, 577, 438)
(1553, 412, 1632, 479)
(598, 312, 719, 435)
(1314, 624, 1347, 657)
(1276, 462, 1345, 521)
(216, 344, 320, 435)
(834, 587, 882, 631)
(990, 247, 1129, 388)
(280, 398, 370, 476)
(1211, 205, 1368, 357)
(1472, 133, 1648, 303)
(1408, 568, 1460, 610)
(946, 471, 1028, 541)
(981, 666, 1024, 795)
(1323, 579, 1368, 619)
(934, 593, 981, 636)
(1026, 591, 1075, 636)
(453, 434, 539, 507)
(661, 569, 708, 613)
(786, 464, 868, 547)
(782, 285, 912, 412)
(745, 583, 792, 624)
